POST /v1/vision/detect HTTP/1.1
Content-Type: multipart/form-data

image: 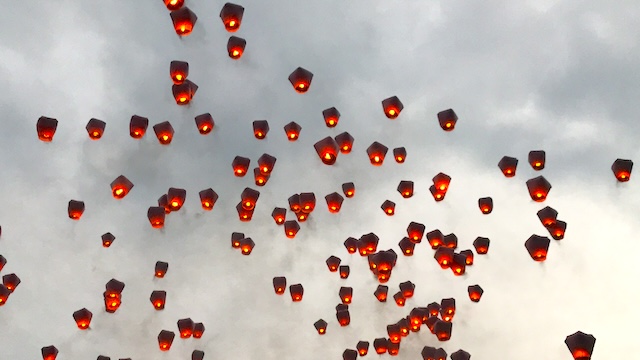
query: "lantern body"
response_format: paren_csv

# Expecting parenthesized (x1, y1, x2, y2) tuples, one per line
(2, 273, 21, 292)
(288, 194, 301, 212)
(288, 67, 313, 93)
(271, 207, 286, 225)
(460, 249, 474, 265)
(193, 323, 205, 338)
(434, 348, 448, 360)
(443, 233, 457, 249)
(528, 150, 546, 170)
(427, 229, 444, 249)
(192, 350, 205, 360)
(382, 96, 404, 119)
(231, 232, 244, 249)
(325, 192, 344, 213)
(342, 182, 355, 198)
(335, 131, 354, 154)
(41, 346, 58, 360)
(381, 200, 395, 215)
(73, 308, 93, 329)
(440, 298, 456, 321)
(290, 284, 304, 301)
(172, 80, 198, 105)
(153, 121, 175, 145)
(367, 141, 389, 165)
(155, 261, 169, 278)
(430, 185, 446, 201)
(100, 232, 115, 248)
(344, 237, 358, 254)
(537, 206, 558, 227)
(358, 233, 380, 256)
(548, 220, 567, 240)
(36, 116, 58, 142)
(150, 290, 167, 310)
(199, 188, 218, 211)
(240, 187, 260, 211)
(398, 318, 410, 336)
(437, 108, 458, 131)
(257, 153, 277, 175)
(357, 341, 369, 356)
(240, 237, 255, 255)
(299, 192, 316, 212)
(478, 197, 493, 214)
(283, 121, 302, 140)
(86, 118, 106, 140)
(337, 309, 350, 326)
(374, 285, 388, 302)
(387, 324, 401, 343)
(0, 255, 6, 272)
(468, 285, 484, 302)
(167, 187, 186, 211)
(339, 286, 353, 304)
(421, 346, 436, 360)
(194, 113, 214, 134)
(252, 120, 269, 139)
(451, 350, 471, 360)
(170, 7, 197, 36)
(314, 136, 339, 165)
(427, 302, 441, 318)
(374, 338, 388, 354)
(227, 35, 246, 59)
(231, 156, 250, 177)
(236, 202, 254, 221)
(397, 180, 414, 198)
(158, 195, 171, 213)
(339, 265, 350, 279)
(564, 331, 596, 360)
(434, 320, 452, 341)
(169, 60, 188, 84)
(326, 256, 341, 272)
(407, 222, 425, 243)
(177, 318, 195, 338)
(525, 234, 550, 261)
(148, 206, 165, 228)
(398, 237, 415, 256)
(322, 107, 341, 127)
(498, 156, 518, 177)
(253, 167, 268, 185)
(105, 279, 125, 296)
(314, 319, 327, 334)
(110, 175, 134, 199)
(273, 276, 286, 295)
(388, 342, 400, 356)
(399, 281, 415, 298)
(393, 147, 407, 163)
(219, 2, 244, 32)
(612, 158, 633, 182)
(432, 172, 451, 192)
(526, 176, 552, 202)
(434, 247, 454, 269)
(129, 115, 149, 139)
(158, 330, 175, 351)
(393, 291, 406, 306)
(284, 220, 300, 238)
(473, 237, 490, 254)
(68, 200, 85, 220)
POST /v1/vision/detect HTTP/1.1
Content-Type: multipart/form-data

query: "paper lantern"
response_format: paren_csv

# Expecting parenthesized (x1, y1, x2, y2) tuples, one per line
(526, 175, 552, 202)
(434, 247, 454, 269)
(314, 319, 327, 334)
(460, 249, 474, 265)
(326, 256, 341, 272)
(177, 318, 195, 338)
(231, 232, 244, 249)
(41, 345, 58, 360)
(498, 156, 518, 177)
(397, 180, 414, 198)
(399, 281, 415, 298)
(193, 323, 205, 338)
(342, 182, 355, 198)
(284, 121, 302, 140)
(564, 331, 596, 360)
(271, 207, 286, 225)
(339, 286, 353, 304)
(393, 291, 406, 307)
(219, 2, 244, 32)
(382, 96, 403, 119)
(155, 261, 169, 278)
(393, 147, 407, 163)
(429, 185, 446, 201)
(129, 115, 149, 139)
(257, 153, 277, 175)
(299, 191, 317, 212)
(170, 7, 197, 36)
(172, 80, 198, 105)
(473, 237, 490, 254)
(192, 350, 205, 360)
(236, 202, 254, 222)
(227, 35, 246, 59)
(290, 283, 304, 302)
(612, 158, 633, 182)
(339, 265, 350, 279)
(468, 285, 484, 302)
(232, 156, 250, 176)
(322, 107, 340, 127)
(440, 298, 456, 322)
(194, 113, 214, 134)
(284, 220, 300, 238)
(356, 341, 369, 356)
(343, 349, 357, 360)
(68, 200, 85, 220)
(478, 197, 493, 214)
(335, 131, 354, 154)
(150, 290, 166, 310)
(110, 175, 134, 199)
(443, 233, 458, 249)
(252, 120, 269, 139)
(373, 338, 388, 354)
(537, 206, 558, 227)
(398, 237, 415, 256)
(427, 229, 444, 249)
(525, 234, 550, 261)
(314, 136, 339, 165)
(169, 60, 188, 84)
(273, 276, 286, 295)
(325, 192, 344, 213)
(158, 330, 175, 351)
(86, 118, 106, 140)
(381, 200, 395, 215)
(199, 188, 218, 211)
(288, 67, 313, 93)
(528, 150, 546, 170)
(153, 121, 174, 145)
(374, 285, 388, 302)
(167, 187, 186, 211)
(437, 108, 458, 131)
(101, 232, 115, 248)
(73, 308, 92, 329)
(147, 206, 165, 228)
(367, 141, 389, 165)
(434, 320, 452, 341)
(548, 220, 567, 240)
(36, 116, 58, 142)
(406, 222, 425, 243)
(240, 187, 260, 211)
(344, 237, 358, 254)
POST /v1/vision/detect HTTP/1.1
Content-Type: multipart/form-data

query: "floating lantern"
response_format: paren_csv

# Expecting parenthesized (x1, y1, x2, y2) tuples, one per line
(322, 107, 340, 128)
(129, 115, 149, 139)
(393, 147, 407, 163)
(478, 197, 493, 214)
(68, 200, 85, 220)
(284, 121, 302, 140)
(367, 141, 389, 165)
(153, 121, 174, 145)
(252, 120, 269, 139)
(172, 80, 198, 105)
(468, 285, 484, 302)
(194, 113, 214, 134)
(382, 96, 403, 119)
(335, 131, 354, 154)
(169, 60, 188, 84)
(36, 116, 58, 142)
(612, 158, 633, 182)
(342, 182, 355, 198)
(232, 156, 250, 176)
(526, 175, 552, 202)
(528, 150, 546, 170)
(86, 118, 106, 140)
(437, 108, 458, 131)
(288, 67, 313, 93)
(314, 136, 339, 165)
(219, 2, 244, 32)
(525, 234, 550, 261)
(498, 156, 518, 177)
(170, 7, 197, 36)
(150, 290, 166, 310)
(397, 180, 414, 198)
(227, 36, 246, 59)
(110, 175, 134, 199)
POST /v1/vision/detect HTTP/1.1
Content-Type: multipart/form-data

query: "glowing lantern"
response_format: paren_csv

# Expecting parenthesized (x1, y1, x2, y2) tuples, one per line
(104, 291, 121, 313)
(193, 323, 205, 338)
(153, 121, 174, 145)
(105, 279, 125, 297)
(86, 118, 106, 140)
(239, 238, 255, 255)
(344, 237, 357, 254)
(548, 220, 567, 240)
(177, 318, 195, 338)
(434, 320, 452, 341)
(388, 342, 400, 356)
(432, 173, 450, 192)
(36, 116, 58, 142)
(170, 7, 197, 36)
(478, 197, 493, 214)
(565, 331, 596, 360)
(110, 175, 133, 199)
(172, 80, 198, 105)
(336, 310, 350, 326)
(257, 153, 277, 176)
(460, 249, 474, 265)
(324, 192, 344, 213)
(437, 108, 458, 131)
(374, 285, 388, 302)
(451, 253, 466, 276)
(393, 291, 406, 306)
(336, 304, 348, 312)
(164, 0, 184, 11)
(358, 233, 380, 256)
(169, 60, 188, 84)
(166, 187, 186, 211)
(393, 147, 407, 163)
(443, 233, 458, 249)
(288, 194, 301, 212)
(612, 158, 633, 182)
(528, 150, 546, 170)
(236, 202, 254, 222)
(41, 345, 58, 360)
(227, 36, 246, 59)
(158, 330, 175, 351)
(231, 232, 244, 249)
(367, 141, 389, 165)
(398, 237, 415, 256)
(73, 308, 92, 330)
(343, 349, 357, 360)
(339, 287, 353, 304)
(342, 182, 355, 198)
(192, 350, 205, 360)
(387, 323, 401, 344)
(425, 316, 439, 334)
(451, 350, 471, 360)
(253, 120, 269, 139)
(194, 113, 214, 135)
(526, 175, 552, 202)
(284, 220, 300, 238)
(381, 200, 395, 215)
(130, 115, 149, 139)
(382, 96, 403, 119)
(101, 232, 115, 248)
(339, 265, 350, 279)
(314, 319, 327, 334)
(434, 348, 448, 360)
(220, 2, 244, 32)
(199, 188, 218, 211)
(273, 276, 286, 295)
(398, 318, 410, 336)
(1, 273, 19, 293)
(288, 67, 313, 93)
(473, 237, 490, 254)
(299, 192, 316, 213)
(397, 180, 414, 198)
(427, 302, 440, 318)
(357, 341, 369, 356)
(295, 209, 307, 222)
(440, 298, 456, 321)
(284, 121, 302, 140)
(155, 261, 169, 278)
(240, 187, 260, 211)
(230, 156, 250, 177)
(290, 284, 304, 302)
(0, 255, 6, 272)
(374, 338, 388, 354)
(406, 222, 425, 243)
(537, 206, 558, 227)
(269, 208, 285, 225)
(253, 167, 269, 186)
(498, 156, 518, 177)
(314, 136, 340, 165)
(147, 206, 165, 228)
(468, 285, 484, 302)
(322, 107, 340, 128)
(525, 234, 550, 261)
(427, 229, 444, 249)
(434, 247, 454, 269)
(399, 281, 415, 298)
(150, 290, 166, 310)
(429, 185, 446, 201)
(326, 256, 341, 272)
(68, 200, 85, 220)
(335, 131, 354, 154)
(421, 346, 436, 360)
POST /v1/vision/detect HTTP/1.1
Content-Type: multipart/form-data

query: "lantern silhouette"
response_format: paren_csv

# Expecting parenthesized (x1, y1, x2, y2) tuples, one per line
(219, 2, 244, 32)
(254, 169, 267, 186)
(325, 192, 344, 213)
(612, 158, 633, 182)
(110, 175, 134, 199)
(101, 232, 115, 248)
(167, 187, 186, 211)
(525, 234, 550, 261)
(169, 60, 188, 84)
(150, 290, 166, 310)
(421, 346, 436, 360)
(399, 281, 415, 298)
(153, 121, 174, 145)
(194, 113, 214, 134)
(443, 233, 458, 249)
(406, 222, 425, 243)
(68, 200, 85, 220)
(231, 232, 244, 249)
(537, 206, 558, 227)
(460, 249, 474, 265)
(41, 345, 58, 360)
(192, 350, 205, 360)
(367, 141, 389, 165)
(440, 298, 456, 321)
(381, 200, 395, 215)
(398, 237, 415, 256)
(253, 120, 269, 139)
(398, 318, 410, 336)
(227, 36, 246, 59)
(86, 118, 106, 140)
(451, 349, 471, 360)
(498, 156, 518, 177)
(158, 330, 175, 351)
(344, 237, 358, 254)
(147, 206, 165, 228)
(451, 253, 466, 276)
(343, 349, 357, 360)
(290, 284, 304, 301)
(37, 116, 58, 142)
(193, 323, 205, 338)
(430, 185, 446, 201)
(336, 310, 350, 326)
(339, 265, 350, 279)
(374, 285, 388, 302)
(105, 279, 125, 296)
(335, 131, 354, 154)
(434, 320, 452, 341)
(230, 155, 250, 177)
(468, 285, 483, 302)
(4, 274, 22, 293)
(314, 319, 327, 334)
(326, 256, 341, 272)
(393, 291, 406, 306)
(336, 304, 348, 312)
(437, 108, 458, 131)
(284, 220, 300, 238)
(299, 191, 316, 212)
(565, 331, 596, 360)
(199, 188, 218, 211)
(236, 202, 254, 222)
(374, 338, 388, 354)
(159, 194, 171, 214)
(427, 302, 441, 318)
(288, 67, 313, 93)
(388, 342, 400, 356)
(397, 180, 414, 198)
(177, 318, 195, 338)
(155, 261, 169, 278)
(342, 182, 355, 198)
(0, 255, 6, 272)
(382, 96, 403, 119)
(314, 136, 339, 165)
(434, 247, 454, 269)
(172, 80, 198, 105)
(358, 233, 379, 256)
(257, 153, 277, 175)
(73, 308, 92, 329)
(548, 220, 567, 240)
(393, 147, 407, 163)
(357, 341, 369, 356)
(408, 309, 423, 332)
(129, 115, 149, 139)
(432, 172, 451, 191)
(427, 229, 444, 249)
(478, 197, 493, 214)
(528, 150, 546, 170)
(288, 194, 301, 212)
(104, 292, 121, 313)
(284, 121, 302, 140)
(270, 207, 285, 225)
(473, 237, 490, 254)
(339, 287, 353, 304)
(318, 107, 340, 128)
(526, 175, 552, 202)
(240, 187, 260, 211)
(387, 324, 401, 343)
(170, 6, 197, 36)
(273, 276, 286, 295)
(434, 348, 448, 360)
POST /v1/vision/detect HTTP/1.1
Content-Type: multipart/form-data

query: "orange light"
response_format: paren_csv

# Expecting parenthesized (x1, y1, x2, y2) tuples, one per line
(388, 109, 396, 116)
(374, 156, 380, 162)
(446, 122, 452, 128)
(162, 135, 169, 141)
(229, 20, 236, 27)
(396, 156, 403, 162)
(256, 132, 263, 137)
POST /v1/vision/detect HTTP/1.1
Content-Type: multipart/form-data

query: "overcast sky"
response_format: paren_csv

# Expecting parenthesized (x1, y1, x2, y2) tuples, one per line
(0, 1, 638, 359)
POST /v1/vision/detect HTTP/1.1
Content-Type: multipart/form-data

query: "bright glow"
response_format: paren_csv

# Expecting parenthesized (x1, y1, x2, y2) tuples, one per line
(171, 201, 179, 207)
(175, 74, 182, 81)
(374, 156, 380, 162)
(162, 135, 169, 141)
(232, 50, 240, 57)
(229, 20, 236, 27)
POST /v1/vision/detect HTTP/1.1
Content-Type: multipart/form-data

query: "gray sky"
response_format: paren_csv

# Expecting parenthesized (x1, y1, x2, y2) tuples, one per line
(0, 1, 639, 359)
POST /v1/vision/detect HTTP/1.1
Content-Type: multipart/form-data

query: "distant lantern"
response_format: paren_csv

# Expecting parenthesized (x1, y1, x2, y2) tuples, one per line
(440, 298, 456, 322)
(526, 175, 552, 202)
(314, 136, 340, 165)
(2, 273, 20, 293)
(373, 338, 389, 354)
(398, 237, 415, 256)
(105, 279, 125, 297)
(388, 342, 400, 356)
(219, 2, 244, 32)
(288, 194, 301, 212)
(314, 319, 328, 335)
(473, 237, 490, 254)
(86, 118, 106, 140)
(358, 233, 380, 256)
(374, 285, 389, 302)
(177, 318, 195, 338)
(339, 265, 350, 279)
(398, 318, 410, 336)
(397, 180, 414, 198)
(172, 80, 198, 105)
(393, 147, 407, 163)
(434, 247, 454, 269)
(300, 192, 316, 212)
(437, 108, 458, 131)
(548, 220, 567, 240)
(325, 192, 344, 213)
(194, 113, 214, 134)
(367, 141, 389, 165)
(153, 121, 175, 145)
(110, 175, 134, 199)
(451, 350, 471, 360)
(36, 116, 58, 142)
(231, 232, 244, 249)
(41, 345, 58, 360)
(254, 168, 269, 187)
(155, 261, 169, 278)
(432, 172, 452, 192)
(240, 187, 260, 211)
(284, 220, 300, 238)
(170, 7, 197, 36)
(429, 185, 445, 201)
(443, 233, 458, 249)
(68, 200, 85, 220)
(357, 341, 369, 356)
(199, 188, 218, 211)
(158, 330, 175, 351)
(434, 320, 452, 341)
(537, 206, 558, 227)
(342, 182, 355, 198)
(147, 206, 166, 228)
(290, 283, 304, 302)
(451, 253, 466, 276)
(335, 131, 355, 154)
(427, 302, 440, 318)
(0, 255, 6, 272)
(252, 120, 269, 139)
(227, 36, 246, 59)
(322, 107, 341, 128)
(399, 281, 415, 298)
(240, 238, 256, 255)
(393, 291, 406, 306)
(344, 237, 358, 254)
(612, 158, 633, 182)
(498, 156, 518, 177)
(73, 308, 93, 330)
(192, 350, 205, 360)
(427, 229, 444, 249)
(158, 194, 171, 213)
(478, 197, 493, 214)
(232, 156, 250, 176)
(468, 285, 484, 302)
(339, 286, 353, 304)
(407, 222, 425, 243)
(163, 0, 183, 11)
(273, 276, 286, 295)
(284, 121, 302, 141)
(460, 249, 474, 265)
(235, 202, 254, 222)
(565, 331, 596, 360)
(257, 153, 277, 175)
(528, 150, 546, 170)
(193, 323, 205, 338)
(326, 256, 341, 272)
(421, 346, 436, 360)
(169, 60, 188, 84)
(434, 348, 448, 360)
(150, 290, 167, 310)
(382, 96, 403, 119)
(343, 349, 357, 360)
(288, 67, 313, 93)
(525, 234, 550, 261)
(387, 324, 402, 344)
(381, 200, 395, 216)
(129, 115, 149, 139)
(167, 187, 186, 211)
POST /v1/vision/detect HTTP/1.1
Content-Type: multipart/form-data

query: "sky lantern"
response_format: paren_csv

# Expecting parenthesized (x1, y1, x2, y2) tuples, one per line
(342, 182, 355, 198)
(294, 210, 307, 223)
(528, 150, 546, 170)
(229, 156, 251, 177)
(434, 247, 454, 269)
(129, 115, 149, 139)
(155, 261, 169, 278)
(270, 207, 285, 225)
(443, 233, 458, 249)
(408, 309, 424, 332)
(193, 323, 205, 338)
(321, 107, 341, 128)
(358, 233, 380, 256)
(393, 291, 406, 306)
(473, 237, 490, 254)
(86, 118, 106, 140)
(434, 320, 452, 341)
(399, 281, 415, 298)
(158, 330, 175, 351)
(398, 237, 415, 256)
(72, 308, 92, 330)
(0, 287, 8, 306)
(68, 200, 85, 220)
(199, 188, 218, 211)
(147, 206, 165, 228)
(325, 192, 344, 213)
(0, 255, 6, 271)
(374, 285, 388, 302)
(288, 194, 301, 212)
(526, 175, 552, 202)
(343, 349, 357, 360)
(393, 147, 407, 163)
(257, 153, 277, 175)
(170, 7, 197, 36)
(192, 350, 205, 360)
(105, 279, 125, 297)
(177, 318, 195, 338)
(451, 254, 466, 275)
(537, 206, 558, 227)
(110, 175, 134, 199)
(41, 345, 58, 360)
(339, 265, 350, 279)
(231, 232, 244, 249)
(437, 108, 458, 131)
(612, 158, 633, 182)
(356, 341, 369, 356)
(158, 194, 170, 213)
(289, 284, 304, 302)
(407, 222, 425, 243)
(227, 36, 246, 59)
(460, 249, 474, 265)
(2, 274, 20, 293)
(565, 331, 596, 360)
(239, 238, 255, 255)
(103, 291, 121, 313)
(374, 338, 388, 354)
(153, 121, 174, 145)
(36, 116, 58, 142)
(169, 60, 188, 84)
(432, 172, 451, 192)
(344, 237, 358, 254)
(433, 348, 448, 360)
(381, 200, 395, 215)
(421, 346, 436, 360)
(397, 180, 414, 198)
(167, 187, 186, 211)
(220, 2, 244, 32)
(97, 356, 110, 360)
(450, 350, 471, 360)
(314, 136, 340, 165)
(387, 323, 402, 344)
(548, 220, 567, 240)
(314, 319, 327, 335)
(398, 318, 410, 337)
(440, 298, 456, 321)
(252, 120, 269, 139)
(150, 290, 166, 310)
(468, 285, 484, 302)
(478, 197, 493, 214)
(235, 202, 254, 221)
(498, 156, 518, 177)
(429, 185, 446, 201)
(255, 170, 268, 188)
(382, 96, 403, 119)
(284, 220, 300, 238)
(426, 303, 440, 318)
(339, 287, 353, 304)
(525, 234, 550, 261)
(240, 187, 260, 211)
(326, 256, 341, 272)
(334, 131, 354, 154)
(194, 113, 214, 134)
(284, 121, 302, 140)
(163, 0, 183, 11)
(101, 232, 115, 248)
(367, 141, 389, 165)
(427, 229, 444, 249)
(172, 80, 198, 105)
(300, 192, 316, 212)
(288, 67, 313, 93)
(388, 342, 400, 356)
(273, 276, 286, 295)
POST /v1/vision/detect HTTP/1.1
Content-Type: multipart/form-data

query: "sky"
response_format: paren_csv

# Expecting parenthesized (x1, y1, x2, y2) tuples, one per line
(0, 0, 639, 359)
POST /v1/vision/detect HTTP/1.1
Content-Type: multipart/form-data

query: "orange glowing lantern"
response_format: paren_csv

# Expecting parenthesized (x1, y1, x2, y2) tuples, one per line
(343, 349, 357, 360)
(339, 265, 350, 279)
(382, 96, 403, 119)
(473, 237, 490, 254)
(451, 350, 471, 360)
(537, 206, 558, 227)
(326, 256, 341, 272)
(406, 222, 425, 243)
(429, 185, 446, 201)
(194, 113, 214, 134)
(257, 153, 277, 175)
(342, 182, 355, 198)
(230, 155, 250, 177)
(525, 234, 550, 261)
(101, 232, 115, 248)
(425, 316, 439, 334)
(421, 346, 436, 360)
(528, 150, 546, 170)
(397, 180, 414, 198)
(478, 197, 493, 214)
(72, 308, 92, 330)
(398, 318, 410, 337)
(41, 345, 58, 360)
(36, 116, 58, 142)
(153, 121, 174, 145)
(252, 120, 269, 139)
(339, 287, 353, 304)
(288, 67, 313, 93)
(150, 290, 167, 310)
(443, 233, 458, 249)
(199, 188, 218, 211)
(498, 156, 518, 177)
(565, 331, 596, 360)
(374, 338, 388, 354)
(357, 341, 369, 356)
(103, 292, 121, 313)
(548, 220, 567, 240)
(434, 247, 454, 269)
(155, 261, 169, 278)
(169, 60, 188, 84)
(158, 330, 175, 351)
(172, 80, 198, 105)
(451, 253, 466, 276)
(526, 175, 552, 202)
(227, 36, 246, 59)
(434, 348, 448, 360)
(192, 350, 205, 360)
(177, 318, 195, 338)
(167, 187, 186, 211)
(388, 342, 400, 356)
(1, 273, 19, 293)
(387, 324, 401, 344)
(240, 237, 255, 255)
(358, 233, 380, 256)
(284, 121, 302, 140)
(468, 285, 483, 302)
(170, 7, 197, 36)
(612, 158, 633, 182)
(344, 237, 358, 254)
(427, 229, 444, 249)
(399, 281, 415, 298)
(432, 172, 451, 191)
(219, 2, 244, 32)
(295, 209, 308, 222)
(290, 283, 304, 302)
(163, 0, 184, 11)
(147, 206, 166, 228)
(381, 200, 395, 215)
(193, 323, 205, 338)
(105, 278, 125, 297)
(288, 194, 301, 212)
(0, 255, 6, 272)
(398, 237, 415, 256)
(231, 232, 244, 249)
(110, 175, 134, 199)
(158, 194, 171, 213)
(393, 291, 406, 307)
(335, 131, 354, 154)
(367, 141, 388, 165)
(393, 147, 407, 163)
(68, 200, 85, 220)
(322, 107, 340, 128)
(374, 285, 388, 302)
(235, 202, 254, 222)
(440, 298, 456, 321)
(273, 276, 286, 295)
(314, 136, 339, 165)
(240, 187, 260, 211)
(460, 249, 474, 265)
(86, 118, 106, 140)
(434, 320, 452, 341)
(314, 319, 327, 335)
(284, 220, 300, 238)
(266, 208, 284, 226)
(437, 108, 458, 131)
(130, 115, 149, 139)
(426, 302, 440, 318)
(325, 192, 344, 213)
